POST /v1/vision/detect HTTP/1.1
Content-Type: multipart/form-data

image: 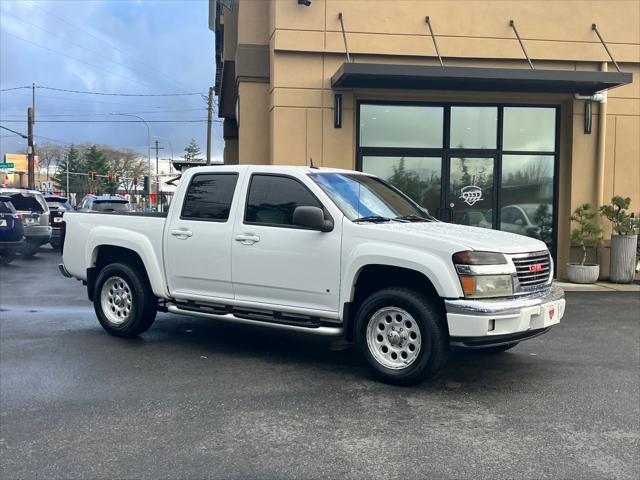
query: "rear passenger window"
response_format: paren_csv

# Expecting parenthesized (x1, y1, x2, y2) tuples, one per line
(245, 174, 322, 227)
(181, 173, 238, 221)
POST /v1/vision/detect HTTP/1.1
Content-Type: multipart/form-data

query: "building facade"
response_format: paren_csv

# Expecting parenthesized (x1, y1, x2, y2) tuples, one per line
(209, 0, 639, 279)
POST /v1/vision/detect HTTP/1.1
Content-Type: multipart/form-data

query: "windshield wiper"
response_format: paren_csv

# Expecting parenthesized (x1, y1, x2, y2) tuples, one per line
(394, 214, 431, 222)
(352, 215, 392, 223)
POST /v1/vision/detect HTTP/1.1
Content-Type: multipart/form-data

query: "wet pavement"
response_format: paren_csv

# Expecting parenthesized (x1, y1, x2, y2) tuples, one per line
(1, 248, 639, 479)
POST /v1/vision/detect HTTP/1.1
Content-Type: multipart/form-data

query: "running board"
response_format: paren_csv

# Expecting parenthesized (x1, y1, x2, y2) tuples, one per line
(166, 304, 344, 336)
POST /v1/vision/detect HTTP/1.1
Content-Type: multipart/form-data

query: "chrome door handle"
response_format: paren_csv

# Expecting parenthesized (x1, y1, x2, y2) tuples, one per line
(171, 229, 193, 239)
(235, 233, 260, 245)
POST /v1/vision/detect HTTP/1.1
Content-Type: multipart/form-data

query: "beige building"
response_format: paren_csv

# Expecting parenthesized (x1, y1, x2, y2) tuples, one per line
(209, 0, 640, 279)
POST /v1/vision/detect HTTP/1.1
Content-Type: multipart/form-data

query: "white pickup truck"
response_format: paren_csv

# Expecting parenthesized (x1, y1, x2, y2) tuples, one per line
(60, 165, 565, 385)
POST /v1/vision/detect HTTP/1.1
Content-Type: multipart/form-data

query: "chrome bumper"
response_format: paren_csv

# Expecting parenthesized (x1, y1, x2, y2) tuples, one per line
(444, 284, 564, 316)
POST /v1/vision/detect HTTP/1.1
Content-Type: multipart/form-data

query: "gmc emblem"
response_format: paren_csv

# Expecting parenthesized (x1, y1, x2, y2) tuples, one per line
(529, 263, 544, 273)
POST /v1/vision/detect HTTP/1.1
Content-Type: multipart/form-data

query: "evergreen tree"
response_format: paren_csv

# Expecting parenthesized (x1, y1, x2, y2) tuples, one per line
(53, 145, 85, 194)
(183, 139, 201, 162)
(84, 145, 109, 193)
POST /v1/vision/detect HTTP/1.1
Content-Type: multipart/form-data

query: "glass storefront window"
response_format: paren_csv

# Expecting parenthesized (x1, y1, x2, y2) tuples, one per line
(361, 156, 441, 215)
(500, 155, 555, 246)
(359, 105, 443, 148)
(503, 107, 556, 152)
(450, 107, 497, 149)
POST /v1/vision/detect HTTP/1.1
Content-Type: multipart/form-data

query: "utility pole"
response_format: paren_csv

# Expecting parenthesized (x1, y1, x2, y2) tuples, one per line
(206, 86, 213, 165)
(32, 83, 36, 122)
(153, 139, 164, 201)
(27, 107, 35, 189)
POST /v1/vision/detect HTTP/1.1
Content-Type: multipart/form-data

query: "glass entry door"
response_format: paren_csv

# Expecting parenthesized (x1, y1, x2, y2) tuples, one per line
(446, 156, 495, 229)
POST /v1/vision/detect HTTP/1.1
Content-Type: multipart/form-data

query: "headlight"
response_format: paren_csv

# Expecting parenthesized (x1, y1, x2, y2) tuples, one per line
(453, 251, 513, 298)
(458, 274, 513, 298)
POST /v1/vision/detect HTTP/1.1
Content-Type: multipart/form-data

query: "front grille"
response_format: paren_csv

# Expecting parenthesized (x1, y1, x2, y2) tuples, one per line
(511, 251, 551, 288)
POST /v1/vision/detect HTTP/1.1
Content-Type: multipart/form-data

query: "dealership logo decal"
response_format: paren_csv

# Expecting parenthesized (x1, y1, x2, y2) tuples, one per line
(460, 186, 483, 206)
(548, 305, 555, 320)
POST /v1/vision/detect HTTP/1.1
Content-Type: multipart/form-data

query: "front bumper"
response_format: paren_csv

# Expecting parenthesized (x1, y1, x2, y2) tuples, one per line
(445, 284, 565, 345)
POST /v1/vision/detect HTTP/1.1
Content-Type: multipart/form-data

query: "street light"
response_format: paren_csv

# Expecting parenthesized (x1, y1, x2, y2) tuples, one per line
(108, 113, 151, 196)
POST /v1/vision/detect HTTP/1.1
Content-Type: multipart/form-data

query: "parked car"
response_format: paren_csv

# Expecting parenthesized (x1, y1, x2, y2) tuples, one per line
(60, 166, 565, 385)
(0, 188, 51, 257)
(0, 195, 25, 265)
(44, 194, 73, 250)
(77, 194, 133, 213)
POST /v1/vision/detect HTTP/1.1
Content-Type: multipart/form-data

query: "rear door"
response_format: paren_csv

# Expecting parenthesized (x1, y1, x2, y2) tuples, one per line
(165, 170, 242, 300)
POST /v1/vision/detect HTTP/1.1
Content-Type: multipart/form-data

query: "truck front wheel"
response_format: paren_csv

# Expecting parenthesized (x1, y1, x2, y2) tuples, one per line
(93, 262, 157, 337)
(355, 287, 449, 386)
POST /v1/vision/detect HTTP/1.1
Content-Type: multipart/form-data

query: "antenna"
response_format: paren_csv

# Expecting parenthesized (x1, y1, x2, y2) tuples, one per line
(309, 157, 318, 169)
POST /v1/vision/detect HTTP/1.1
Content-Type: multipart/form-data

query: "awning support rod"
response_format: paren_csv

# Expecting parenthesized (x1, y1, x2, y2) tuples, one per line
(337, 13, 352, 63)
(425, 16, 444, 67)
(592, 24, 621, 72)
(509, 20, 534, 70)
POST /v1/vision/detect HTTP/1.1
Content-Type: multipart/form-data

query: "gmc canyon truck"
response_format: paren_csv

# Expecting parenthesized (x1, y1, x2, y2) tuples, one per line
(60, 165, 565, 385)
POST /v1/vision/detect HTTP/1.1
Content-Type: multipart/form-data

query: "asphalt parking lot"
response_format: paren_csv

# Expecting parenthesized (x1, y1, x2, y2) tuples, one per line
(1, 248, 639, 479)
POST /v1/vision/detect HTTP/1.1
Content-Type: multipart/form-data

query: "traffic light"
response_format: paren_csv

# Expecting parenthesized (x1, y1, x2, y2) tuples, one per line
(107, 172, 113, 183)
(89, 171, 97, 181)
(133, 176, 138, 186)
(143, 175, 151, 195)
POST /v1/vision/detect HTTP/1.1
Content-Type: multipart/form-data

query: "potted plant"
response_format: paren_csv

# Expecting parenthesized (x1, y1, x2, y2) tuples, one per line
(567, 203, 604, 283)
(600, 196, 639, 283)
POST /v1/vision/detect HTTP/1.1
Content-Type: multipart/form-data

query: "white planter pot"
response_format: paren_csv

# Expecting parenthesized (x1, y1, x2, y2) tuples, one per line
(610, 234, 638, 283)
(566, 263, 600, 284)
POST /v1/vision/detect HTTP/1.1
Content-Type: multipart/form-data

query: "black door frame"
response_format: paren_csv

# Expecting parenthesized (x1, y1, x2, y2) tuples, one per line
(355, 100, 561, 262)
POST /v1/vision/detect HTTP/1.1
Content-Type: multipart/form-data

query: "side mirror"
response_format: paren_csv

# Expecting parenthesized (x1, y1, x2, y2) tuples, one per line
(293, 206, 333, 232)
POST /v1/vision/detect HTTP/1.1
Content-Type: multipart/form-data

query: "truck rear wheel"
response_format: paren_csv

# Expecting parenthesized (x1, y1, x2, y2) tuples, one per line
(355, 287, 448, 386)
(93, 262, 157, 337)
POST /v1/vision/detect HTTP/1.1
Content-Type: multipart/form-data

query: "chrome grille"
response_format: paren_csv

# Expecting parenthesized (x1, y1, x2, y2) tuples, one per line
(511, 251, 551, 288)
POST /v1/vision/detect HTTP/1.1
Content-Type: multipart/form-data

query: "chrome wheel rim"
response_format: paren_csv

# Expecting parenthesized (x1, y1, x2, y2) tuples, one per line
(366, 307, 422, 370)
(100, 276, 132, 325)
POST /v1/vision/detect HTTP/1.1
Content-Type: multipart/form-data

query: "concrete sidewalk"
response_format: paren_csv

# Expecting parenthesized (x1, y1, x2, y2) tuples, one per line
(555, 280, 640, 292)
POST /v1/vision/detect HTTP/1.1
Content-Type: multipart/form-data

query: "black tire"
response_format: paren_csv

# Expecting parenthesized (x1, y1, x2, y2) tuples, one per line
(469, 342, 519, 354)
(21, 242, 39, 257)
(0, 251, 16, 266)
(355, 287, 449, 386)
(50, 240, 61, 251)
(93, 262, 157, 337)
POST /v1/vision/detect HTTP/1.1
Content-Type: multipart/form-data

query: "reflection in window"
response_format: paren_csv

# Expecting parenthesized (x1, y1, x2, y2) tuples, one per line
(360, 105, 443, 148)
(181, 173, 238, 221)
(450, 107, 497, 149)
(500, 155, 554, 246)
(362, 156, 441, 215)
(503, 107, 556, 152)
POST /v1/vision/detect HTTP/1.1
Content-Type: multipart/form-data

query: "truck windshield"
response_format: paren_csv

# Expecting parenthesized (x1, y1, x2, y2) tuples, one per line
(309, 172, 434, 222)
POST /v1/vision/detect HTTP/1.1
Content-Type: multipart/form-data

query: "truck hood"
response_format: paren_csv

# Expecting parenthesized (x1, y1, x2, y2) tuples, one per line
(362, 221, 548, 254)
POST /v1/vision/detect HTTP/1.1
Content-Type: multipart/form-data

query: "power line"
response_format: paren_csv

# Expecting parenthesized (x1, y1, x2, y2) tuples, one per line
(0, 108, 207, 118)
(2, 12, 173, 91)
(0, 86, 31, 92)
(1, 30, 150, 85)
(0, 119, 211, 123)
(29, 1, 195, 93)
(2, 91, 170, 110)
(37, 86, 206, 97)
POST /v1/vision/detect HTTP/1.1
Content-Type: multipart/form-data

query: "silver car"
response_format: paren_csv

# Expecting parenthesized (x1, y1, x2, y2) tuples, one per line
(0, 189, 52, 257)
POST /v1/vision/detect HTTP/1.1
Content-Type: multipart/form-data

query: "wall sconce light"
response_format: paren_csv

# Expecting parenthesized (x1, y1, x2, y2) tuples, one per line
(584, 100, 592, 134)
(334, 94, 342, 128)
(297, 0, 311, 6)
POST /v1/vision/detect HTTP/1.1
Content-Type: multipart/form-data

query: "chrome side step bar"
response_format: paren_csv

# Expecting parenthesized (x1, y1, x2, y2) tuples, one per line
(166, 304, 344, 336)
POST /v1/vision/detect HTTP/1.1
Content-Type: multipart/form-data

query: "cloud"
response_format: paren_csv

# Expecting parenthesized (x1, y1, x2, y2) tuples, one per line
(0, 0, 222, 163)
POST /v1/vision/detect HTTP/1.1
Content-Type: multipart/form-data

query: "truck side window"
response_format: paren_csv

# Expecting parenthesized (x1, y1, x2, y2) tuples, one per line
(245, 174, 322, 227)
(181, 173, 239, 221)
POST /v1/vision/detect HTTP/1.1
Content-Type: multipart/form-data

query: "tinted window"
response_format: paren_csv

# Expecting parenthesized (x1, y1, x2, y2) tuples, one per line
(245, 175, 321, 226)
(5, 194, 46, 213)
(503, 107, 556, 152)
(92, 201, 131, 212)
(360, 104, 443, 148)
(0, 201, 16, 214)
(181, 173, 238, 221)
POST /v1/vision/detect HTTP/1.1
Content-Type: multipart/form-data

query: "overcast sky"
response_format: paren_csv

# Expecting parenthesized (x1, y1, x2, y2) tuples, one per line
(0, 0, 222, 162)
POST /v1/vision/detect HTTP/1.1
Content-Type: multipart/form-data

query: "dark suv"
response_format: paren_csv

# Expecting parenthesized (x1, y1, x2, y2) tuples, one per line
(77, 194, 133, 213)
(0, 189, 51, 256)
(0, 195, 25, 265)
(45, 195, 73, 250)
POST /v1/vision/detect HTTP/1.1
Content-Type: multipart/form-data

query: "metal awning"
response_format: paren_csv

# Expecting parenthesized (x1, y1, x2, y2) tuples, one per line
(331, 63, 632, 95)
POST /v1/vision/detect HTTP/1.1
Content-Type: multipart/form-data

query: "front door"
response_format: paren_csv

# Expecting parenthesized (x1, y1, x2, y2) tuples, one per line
(231, 173, 342, 313)
(445, 156, 496, 229)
